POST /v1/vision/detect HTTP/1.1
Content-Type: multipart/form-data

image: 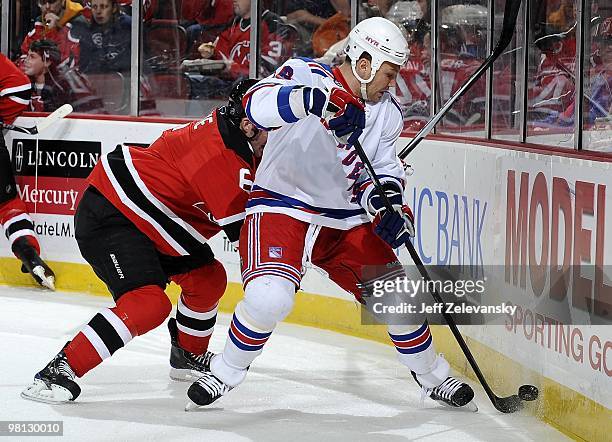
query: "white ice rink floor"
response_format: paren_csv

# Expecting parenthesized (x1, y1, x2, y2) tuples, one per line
(0, 286, 567, 442)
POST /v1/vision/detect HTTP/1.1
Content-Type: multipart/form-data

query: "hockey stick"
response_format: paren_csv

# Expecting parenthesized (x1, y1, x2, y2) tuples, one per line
(0, 104, 73, 135)
(352, 138, 538, 413)
(398, 0, 523, 159)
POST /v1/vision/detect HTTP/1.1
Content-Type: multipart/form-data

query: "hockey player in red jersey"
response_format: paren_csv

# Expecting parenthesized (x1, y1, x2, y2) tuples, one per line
(0, 53, 56, 290)
(21, 79, 268, 404)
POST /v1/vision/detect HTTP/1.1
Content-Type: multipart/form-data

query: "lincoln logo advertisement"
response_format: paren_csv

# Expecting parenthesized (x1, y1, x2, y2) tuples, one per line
(11, 139, 101, 215)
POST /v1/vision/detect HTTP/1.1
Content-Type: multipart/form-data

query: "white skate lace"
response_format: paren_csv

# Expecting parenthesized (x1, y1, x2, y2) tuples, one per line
(191, 351, 214, 368)
(52, 356, 76, 380)
(195, 373, 230, 398)
(430, 377, 463, 401)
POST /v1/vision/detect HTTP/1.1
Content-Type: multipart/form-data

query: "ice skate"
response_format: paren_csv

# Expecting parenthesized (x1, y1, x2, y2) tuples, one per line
(412, 354, 477, 411)
(21, 348, 80, 404)
(168, 318, 214, 382)
(413, 372, 477, 411)
(12, 237, 55, 290)
(185, 354, 248, 410)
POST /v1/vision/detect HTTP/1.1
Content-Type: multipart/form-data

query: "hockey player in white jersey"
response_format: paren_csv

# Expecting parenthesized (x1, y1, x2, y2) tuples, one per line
(188, 17, 476, 410)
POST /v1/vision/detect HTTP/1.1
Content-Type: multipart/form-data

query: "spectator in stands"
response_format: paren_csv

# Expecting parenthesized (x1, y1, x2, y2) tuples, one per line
(22, 40, 105, 114)
(79, 0, 132, 73)
(362, 0, 396, 17)
(284, 0, 350, 33)
(22, 39, 63, 111)
(20, 0, 88, 67)
(81, 0, 133, 20)
(181, 0, 235, 52)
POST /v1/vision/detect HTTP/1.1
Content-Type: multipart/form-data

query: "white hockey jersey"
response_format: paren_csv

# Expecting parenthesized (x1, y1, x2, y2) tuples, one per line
(244, 57, 406, 230)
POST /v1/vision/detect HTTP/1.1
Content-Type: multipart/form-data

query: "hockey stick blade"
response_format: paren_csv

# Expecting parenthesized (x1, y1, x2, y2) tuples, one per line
(352, 140, 537, 413)
(398, 0, 523, 160)
(35, 104, 73, 134)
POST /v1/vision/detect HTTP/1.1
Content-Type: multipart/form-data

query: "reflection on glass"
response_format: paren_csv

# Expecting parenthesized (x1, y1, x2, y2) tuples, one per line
(437, 2, 488, 136)
(527, 0, 577, 148)
(583, 2, 611, 152)
(389, 1, 432, 131)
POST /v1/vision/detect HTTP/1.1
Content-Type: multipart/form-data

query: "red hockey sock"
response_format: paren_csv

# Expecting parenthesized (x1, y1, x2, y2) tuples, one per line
(171, 261, 226, 355)
(0, 198, 40, 254)
(64, 285, 171, 377)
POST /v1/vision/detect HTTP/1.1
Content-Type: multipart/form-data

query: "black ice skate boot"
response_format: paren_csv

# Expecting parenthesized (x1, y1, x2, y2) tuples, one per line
(21, 348, 81, 404)
(412, 372, 476, 409)
(12, 237, 55, 290)
(168, 318, 214, 382)
(185, 355, 247, 410)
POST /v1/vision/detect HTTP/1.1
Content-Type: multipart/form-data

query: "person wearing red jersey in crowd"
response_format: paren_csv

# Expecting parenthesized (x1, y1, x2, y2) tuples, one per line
(22, 40, 105, 114)
(20, 0, 88, 67)
(21, 79, 268, 404)
(197, 0, 276, 79)
(181, 0, 235, 52)
(0, 53, 56, 290)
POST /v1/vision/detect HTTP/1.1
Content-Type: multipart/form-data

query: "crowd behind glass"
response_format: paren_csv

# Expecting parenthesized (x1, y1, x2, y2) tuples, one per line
(2, 0, 611, 150)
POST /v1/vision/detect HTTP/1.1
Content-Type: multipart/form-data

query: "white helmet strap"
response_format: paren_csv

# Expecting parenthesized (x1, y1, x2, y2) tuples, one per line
(350, 57, 379, 101)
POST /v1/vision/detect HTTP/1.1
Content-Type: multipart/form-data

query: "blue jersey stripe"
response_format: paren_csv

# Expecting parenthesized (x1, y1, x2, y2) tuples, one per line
(277, 86, 300, 123)
(249, 185, 365, 219)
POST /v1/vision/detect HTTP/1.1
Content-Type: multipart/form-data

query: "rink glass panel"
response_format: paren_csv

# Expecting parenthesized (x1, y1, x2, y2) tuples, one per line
(491, 0, 524, 142)
(525, 0, 577, 149)
(7, 0, 134, 116)
(581, 0, 611, 152)
(0, 0, 609, 150)
(139, 0, 236, 117)
(434, 0, 488, 138)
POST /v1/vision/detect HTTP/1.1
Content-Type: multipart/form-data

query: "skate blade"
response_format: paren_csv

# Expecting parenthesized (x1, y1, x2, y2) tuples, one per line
(434, 399, 478, 412)
(32, 266, 55, 291)
(170, 368, 205, 383)
(21, 381, 73, 404)
(185, 401, 204, 412)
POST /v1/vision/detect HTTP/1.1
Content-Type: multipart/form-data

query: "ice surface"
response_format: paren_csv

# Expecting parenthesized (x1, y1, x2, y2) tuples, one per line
(0, 286, 567, 441)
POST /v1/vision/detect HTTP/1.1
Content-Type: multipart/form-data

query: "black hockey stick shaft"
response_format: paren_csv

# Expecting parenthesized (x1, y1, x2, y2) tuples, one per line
(1, 104, 74, 135)
(0, 122, 37, 135)
(398, 0, 523, 160)
(353, 138, 525, 412)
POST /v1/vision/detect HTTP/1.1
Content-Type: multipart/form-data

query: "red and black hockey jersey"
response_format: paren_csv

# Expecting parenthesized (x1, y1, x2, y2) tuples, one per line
(214, 17, 276, 79)
(88, 109, 257, 256)
(0, 53, 31, 125)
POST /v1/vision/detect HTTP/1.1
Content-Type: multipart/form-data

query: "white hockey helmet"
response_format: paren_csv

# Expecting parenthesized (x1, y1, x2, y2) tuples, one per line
(344, 16, 409, 99)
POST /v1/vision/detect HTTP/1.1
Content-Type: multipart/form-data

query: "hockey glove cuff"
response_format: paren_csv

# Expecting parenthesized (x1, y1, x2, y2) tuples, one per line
(367, 183, 415, 249)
